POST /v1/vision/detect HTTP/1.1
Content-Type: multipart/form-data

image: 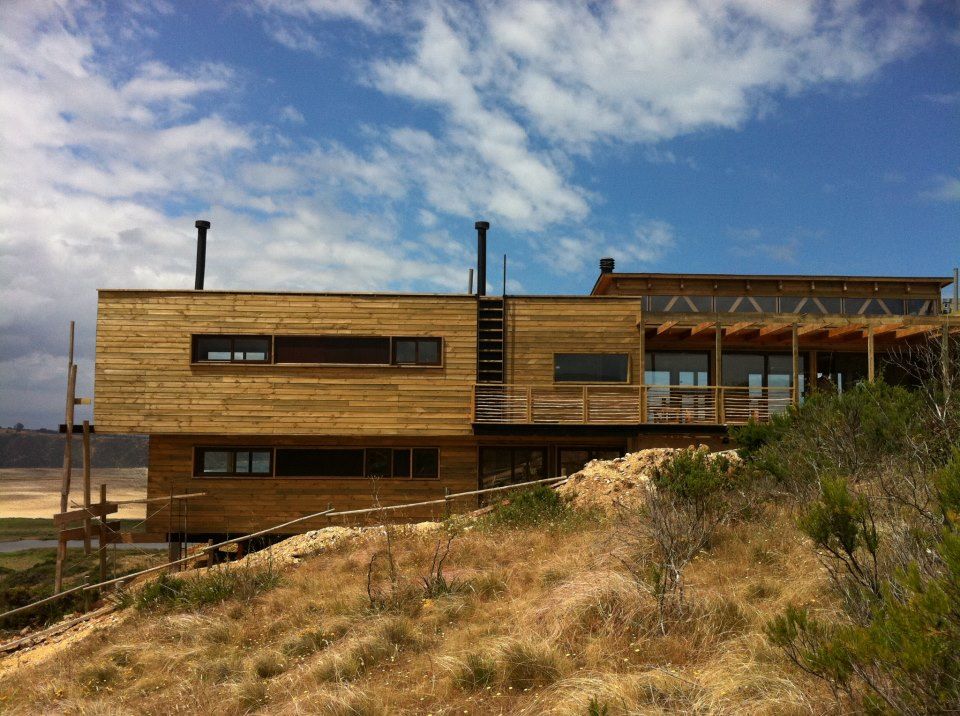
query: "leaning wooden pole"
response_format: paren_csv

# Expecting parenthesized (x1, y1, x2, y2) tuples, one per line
(55, 322, 77, 594)
(82, 420, 92, 555)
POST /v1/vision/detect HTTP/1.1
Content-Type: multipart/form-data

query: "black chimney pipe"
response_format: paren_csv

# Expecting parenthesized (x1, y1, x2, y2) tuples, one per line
(475, 221, 489, 296)
(599, 257, 615, 274)
(194, 219, 210, 290)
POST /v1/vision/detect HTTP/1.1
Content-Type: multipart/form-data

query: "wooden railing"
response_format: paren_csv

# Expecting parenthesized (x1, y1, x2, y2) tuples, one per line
(473, 384, 795, 426)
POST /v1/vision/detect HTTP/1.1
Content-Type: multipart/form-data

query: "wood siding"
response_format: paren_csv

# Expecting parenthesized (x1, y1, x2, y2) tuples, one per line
(505, 297, 644, 384)
(147, 435, 479, 533)
(95, 291, 477, 436)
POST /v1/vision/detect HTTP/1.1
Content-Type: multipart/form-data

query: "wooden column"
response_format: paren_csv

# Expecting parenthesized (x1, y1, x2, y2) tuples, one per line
(809, 350, 818, 393)
(943, 322, 951, 389)
(638, 314, 646, 423)
(791, 323, 800, 406)
(82, 420, 92, 555)
(98, 483, 108, 582)
(867, 325, 875, 382)
(55, 322, 76, 594)
(715, 321, 724, 423)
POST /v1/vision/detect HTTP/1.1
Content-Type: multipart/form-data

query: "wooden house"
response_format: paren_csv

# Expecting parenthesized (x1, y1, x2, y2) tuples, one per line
(93, 222, 958, 538)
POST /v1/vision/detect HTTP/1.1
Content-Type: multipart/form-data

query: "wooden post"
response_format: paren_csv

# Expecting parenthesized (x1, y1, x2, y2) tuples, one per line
(82, 420, 92, 555)
(167, 487, 179, 571)
(638, 314, 646, 423)
(867, 324, 875, 382)
(791, 323, 800, 406)
(444, 487, 451, 519)
(55, 322, 77, 594)
(943, 322, 951, 390)
(809, 350, 818, 393)
(98, 483, 108, 583)
(526, 386, 533, 423)
(582, 385, 589, 423)
(715, 322, 724, 423)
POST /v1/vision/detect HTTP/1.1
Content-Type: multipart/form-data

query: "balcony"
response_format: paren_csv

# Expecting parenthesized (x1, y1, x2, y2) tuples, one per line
(472, 384, 795, 426)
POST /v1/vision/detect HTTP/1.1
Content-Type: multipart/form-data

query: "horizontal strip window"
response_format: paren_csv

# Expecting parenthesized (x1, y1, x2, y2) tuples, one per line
(643, 295, 937, 316)
(193, 336, 271, 363)
(555, 353, 629, 383)
(195, 448, 272, 477)
(274, 447, 439, 479)
(274, 335, 443, 366)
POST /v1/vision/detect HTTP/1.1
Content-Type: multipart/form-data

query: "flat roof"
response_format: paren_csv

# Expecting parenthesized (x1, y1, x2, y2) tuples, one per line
(592, 271, 953, 295)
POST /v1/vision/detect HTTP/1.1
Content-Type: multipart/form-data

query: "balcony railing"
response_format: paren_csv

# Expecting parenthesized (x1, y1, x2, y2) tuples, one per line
(472, 384, 795, 426)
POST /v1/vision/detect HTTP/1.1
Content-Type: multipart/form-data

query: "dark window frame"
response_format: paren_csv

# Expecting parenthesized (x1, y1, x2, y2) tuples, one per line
(194, 447, 274, 477)
(479, 446, 548, 490)
(192, 335, 272, 364)
(268, 446, 440, 480)
(553, 353, 630, 384)
(392, 337, 443, 366)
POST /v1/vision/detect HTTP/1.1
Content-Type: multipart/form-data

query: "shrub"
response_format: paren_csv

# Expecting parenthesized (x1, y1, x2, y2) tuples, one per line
(767, 531, 960, 712)
(450, 652, 498, 690)
(485, 485, 569, 528)
(134, 565, 280, 611)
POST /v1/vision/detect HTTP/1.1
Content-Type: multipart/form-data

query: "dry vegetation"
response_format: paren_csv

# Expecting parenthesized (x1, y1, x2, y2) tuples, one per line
(0, 490, 832, 715)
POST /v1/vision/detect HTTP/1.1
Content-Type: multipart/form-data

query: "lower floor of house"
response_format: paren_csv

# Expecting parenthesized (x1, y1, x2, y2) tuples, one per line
(146, 430, 729, 538)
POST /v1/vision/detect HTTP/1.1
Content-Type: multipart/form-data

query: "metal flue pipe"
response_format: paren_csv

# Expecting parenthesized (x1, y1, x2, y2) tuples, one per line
(475, 221, 489, 296)
(194, 220, 210, 290)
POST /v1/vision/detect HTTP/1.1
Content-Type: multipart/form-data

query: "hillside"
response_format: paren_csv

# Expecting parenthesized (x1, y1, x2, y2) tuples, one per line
(0, 448, 831, 715)
(0, 429, 147, 468)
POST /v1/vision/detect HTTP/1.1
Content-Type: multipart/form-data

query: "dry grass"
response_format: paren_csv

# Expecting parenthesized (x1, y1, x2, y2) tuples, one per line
(0, 503, 836, 714)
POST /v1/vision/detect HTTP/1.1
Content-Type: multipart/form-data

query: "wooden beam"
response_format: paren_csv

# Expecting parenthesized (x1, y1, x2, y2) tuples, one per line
(867, 325, 875, 382)
(715, 321, 723, 423)
(872, 323, 903, 337)
(656, 321, 678, 335)
(688, 321, 715, 338)
(758, 323, 791, 338)
(53, 503, 119, 525)
(82, 420, 91, 555)
(895, 325, 935, 340)
(798, 324, 827, 337)
(943, 322, 951, 390)
(724, 321, 755, 338)
(55, 321, 76, 595)
(827, 325, 864, 340)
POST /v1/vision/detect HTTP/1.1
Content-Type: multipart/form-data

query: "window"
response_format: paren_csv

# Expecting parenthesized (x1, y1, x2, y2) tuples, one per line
(195, 448, 273, 477)
(393, 338, 442, 366)
(193, 336, 270, 363)
(274, 336, 391, 364)
(648, 295, 714, 312)
(273, 447, 439, 478)
(644, 352, 709, 386)
(716, 296, 778, 313)
(554, 354, 629, 382)
(905, 299, 937, 316)
(480, 447, 546, 489)
(844, 298, 903, 316)
(722, 352, 805, 391)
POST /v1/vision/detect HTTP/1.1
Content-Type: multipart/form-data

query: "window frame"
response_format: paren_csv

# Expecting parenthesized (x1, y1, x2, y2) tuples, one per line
(194, 447, 275, 477)
(552, 352, 631, 384)
(391, 337, 443, 367)
(192, 335, 272, 364)
(262, 446, 440, 480)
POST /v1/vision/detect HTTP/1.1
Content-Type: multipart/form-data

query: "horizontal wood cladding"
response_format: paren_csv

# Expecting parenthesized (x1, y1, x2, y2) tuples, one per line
(147, 435, 479, 533)
(95, 292, 476, 436)
(506, 297, 643, 385)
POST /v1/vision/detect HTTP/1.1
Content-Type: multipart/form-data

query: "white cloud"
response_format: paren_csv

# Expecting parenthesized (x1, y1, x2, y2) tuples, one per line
(920, 173, 960, 202)
(279, 104, 306, 124)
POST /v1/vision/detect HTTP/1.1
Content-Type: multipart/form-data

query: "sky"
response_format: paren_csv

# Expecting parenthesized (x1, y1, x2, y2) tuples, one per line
(0, 0, 958, 429)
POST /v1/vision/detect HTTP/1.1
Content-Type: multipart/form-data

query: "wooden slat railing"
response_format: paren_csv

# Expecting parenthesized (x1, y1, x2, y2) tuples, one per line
(473, 384, 794, 426)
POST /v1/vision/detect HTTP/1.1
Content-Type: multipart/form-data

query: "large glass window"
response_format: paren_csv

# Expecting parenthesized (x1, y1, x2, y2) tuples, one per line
(557, 447, 624, 478)
(648, 295, 713, 312)
(722, 353, 805, 391)
(844, 297, 904, 316)
(273, 447, 439, 479)
(814, 352, 867, 393)
(905, 299, 937, 316)
(195, 447, 273, 477)
(480, 447, 546, 489)
(716, 296, 777, 313)
(554, 354, 629, 382)
(193, 336, 270, 363)
(644, 352, 709, 386)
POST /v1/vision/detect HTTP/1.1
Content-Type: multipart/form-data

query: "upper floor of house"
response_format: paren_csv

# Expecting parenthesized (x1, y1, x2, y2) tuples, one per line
(94, 269, 957, 437)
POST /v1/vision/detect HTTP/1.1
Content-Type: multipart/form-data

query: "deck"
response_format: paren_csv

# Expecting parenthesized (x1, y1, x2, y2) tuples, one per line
(472, 384, 794, 426)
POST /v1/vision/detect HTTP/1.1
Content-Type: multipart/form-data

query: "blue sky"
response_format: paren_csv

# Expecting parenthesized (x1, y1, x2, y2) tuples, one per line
(0, 0, 958, 427)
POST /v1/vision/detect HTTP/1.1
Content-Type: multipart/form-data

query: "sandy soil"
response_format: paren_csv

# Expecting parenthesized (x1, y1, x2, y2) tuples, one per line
(0, 468, 148, 519)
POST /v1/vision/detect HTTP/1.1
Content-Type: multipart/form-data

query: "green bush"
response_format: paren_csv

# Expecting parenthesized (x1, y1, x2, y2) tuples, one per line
(134, 565, 280, 612)
(649, 448, 740, 518)
(767, 531, 960, 713)
(485, 485, 570, 528)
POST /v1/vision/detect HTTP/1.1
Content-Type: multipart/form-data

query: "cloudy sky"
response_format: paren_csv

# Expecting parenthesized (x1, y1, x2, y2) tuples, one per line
(1, 0, 958, 428)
